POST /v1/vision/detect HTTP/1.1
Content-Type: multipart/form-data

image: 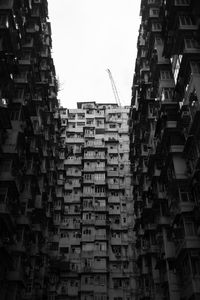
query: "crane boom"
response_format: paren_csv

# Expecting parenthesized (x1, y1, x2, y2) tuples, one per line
(106, 69, 121, 107)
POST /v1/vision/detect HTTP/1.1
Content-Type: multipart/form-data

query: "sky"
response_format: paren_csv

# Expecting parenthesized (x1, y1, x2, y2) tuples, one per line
(48, 0, 141, 108)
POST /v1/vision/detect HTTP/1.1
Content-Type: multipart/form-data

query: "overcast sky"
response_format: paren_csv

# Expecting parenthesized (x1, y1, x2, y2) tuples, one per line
(48, 0, 141, 108)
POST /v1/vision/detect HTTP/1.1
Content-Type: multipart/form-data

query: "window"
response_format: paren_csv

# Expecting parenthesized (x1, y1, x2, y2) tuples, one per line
(179, 15, 195, 27)
(0, 159, 12, 172)
(160, 70, 171, 80)
(161, 88, 174, 101)
(77, 122, 85, 126)
(95, 173, 105, 181)
(190, 61, 200, 74)
(141, 50, 146, 57)
(77, 114, 85, 119)
(150, 8, 159, 17)
(15, 71, 28, 81)
(68, 114, 75, 120)
(182, 256, 190, 278)
(152, 22, 162, 31)
(0, 15, 9, 28)
(0, 188, 7, 204)
(85, 173, 92, 180)
(155, 36, 162, 46)
(191, 254, 200, 275)
(175, 0, 190, 6)
(185, 221, 195, 236)
(184, 38, 200, 50)
(87, 119, 93, 125)
(10, 110, 21, 120)
(50, 242, 58, 250)
(15, 88, 24, 99)
(180, 192, 189, 202)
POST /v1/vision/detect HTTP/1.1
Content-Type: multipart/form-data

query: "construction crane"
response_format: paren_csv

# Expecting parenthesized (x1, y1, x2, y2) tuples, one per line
(106, 69, 121, 107)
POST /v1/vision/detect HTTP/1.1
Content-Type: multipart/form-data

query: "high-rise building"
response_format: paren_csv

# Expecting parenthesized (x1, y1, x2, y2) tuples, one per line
(129, 0, 200, 299)
(48, 102, 136, 300)
(0, 0, 61, 299)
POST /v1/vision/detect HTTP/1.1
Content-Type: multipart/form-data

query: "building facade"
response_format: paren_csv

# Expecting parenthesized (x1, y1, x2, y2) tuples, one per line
(129, 0, 200, 299)
(48, 102, 136, 300)
(0, 0, 61, 299)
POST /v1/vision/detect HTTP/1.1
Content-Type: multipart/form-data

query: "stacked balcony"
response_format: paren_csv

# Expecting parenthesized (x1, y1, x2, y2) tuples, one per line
(130, 0, 200, 299)
(58, 102, 136, 299)
(0, 1, 61, 299)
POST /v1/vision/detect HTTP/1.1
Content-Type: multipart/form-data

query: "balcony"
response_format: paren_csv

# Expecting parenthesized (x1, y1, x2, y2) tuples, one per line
(157, 216, 171, 226)
(107, 170, 119, 177)
(57, 179, 64, 186)
(54, 202, 62, 211)
(60, 221, 80, 230)
(65, 137, 84, 144)
(16, 215, 31, 228)
(108, 196, 120, 203)
(84, 133, 95, 139)
(95, 219, 107, 226)
(107, 159, 118, 165)
(144, 223, 157, 232)
(9, 241, 26, 253)
(0, 202, 11, 215)
(153, 168, 161, 177)
(84, 154, 105, 160)
(95, 234, 107, 240)
(0, 169, 17, 183)
(93, 263, 107, 272)
(66, 170, 82, 177)
(0, 102, 11, 129)
(94, 166, 106, 172)
(176, 236, 200, 258)
(68, 287, 79, 296)
(94, 179, 106, 185)
(80, 282, 94, 291)
(82, 219, 94, 225)
(157, 191, 166, 199)
(7, 265, 25, 286)
(64, 158, 82, 165)
(183, 39, 200, 55)
(64, 182, 80, 189)
(110, 237, 121, 245)
(32, 223, 42, 232)
(94, 206, 107, 212)
(181, 277, 200, 300)
(143, 201, 153, 212)
(81, 235, 95, 242)
(109, 207, 120, 215)
(95, 192, 106, 197)
(184, 74, 200, 105)
(81, 265, 94, 273)
(64, 195, 81, 203)
(169, 145, 184, 153)
(178, 201, 195, 214)
(108, 183, 120, 190)
(14, 72, 29, 84)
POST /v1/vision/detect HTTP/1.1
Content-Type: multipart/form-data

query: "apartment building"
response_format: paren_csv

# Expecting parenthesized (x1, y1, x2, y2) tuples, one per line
(0, 0, 61, 299)
(50, 102, 136, 300)
(129, 0, 200, 299)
